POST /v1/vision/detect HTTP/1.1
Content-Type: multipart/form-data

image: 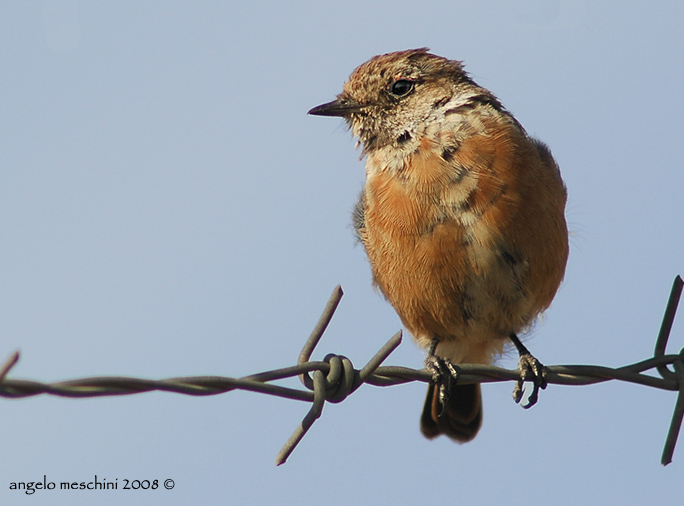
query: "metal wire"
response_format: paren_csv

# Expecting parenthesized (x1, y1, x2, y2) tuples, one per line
(0, 277, 682, 466)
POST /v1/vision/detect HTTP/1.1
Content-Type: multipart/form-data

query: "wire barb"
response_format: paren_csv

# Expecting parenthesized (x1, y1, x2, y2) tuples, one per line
(658, 275, 684, 465)
(276, 286, 403, 464)
(662, 355, 684, 466)
(0, 350, 20, 381)
(0, 277, 681, 466)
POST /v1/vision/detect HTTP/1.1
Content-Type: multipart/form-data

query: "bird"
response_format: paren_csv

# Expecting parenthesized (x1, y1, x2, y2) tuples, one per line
(308, 48, 568, 443)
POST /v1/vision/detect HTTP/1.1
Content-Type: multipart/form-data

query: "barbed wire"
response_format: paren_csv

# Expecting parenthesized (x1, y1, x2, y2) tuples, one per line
(1, 277, 682, 466)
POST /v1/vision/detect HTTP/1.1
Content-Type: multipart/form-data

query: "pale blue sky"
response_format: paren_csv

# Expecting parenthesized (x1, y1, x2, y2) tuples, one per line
(1, 1, 683, 505)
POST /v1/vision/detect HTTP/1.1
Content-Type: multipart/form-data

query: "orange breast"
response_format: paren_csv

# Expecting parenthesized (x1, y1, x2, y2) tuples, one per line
(359, 117, 568, 363)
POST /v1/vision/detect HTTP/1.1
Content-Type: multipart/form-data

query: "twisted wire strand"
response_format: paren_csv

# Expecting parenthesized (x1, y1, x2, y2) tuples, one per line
(0, 277, 682, 466)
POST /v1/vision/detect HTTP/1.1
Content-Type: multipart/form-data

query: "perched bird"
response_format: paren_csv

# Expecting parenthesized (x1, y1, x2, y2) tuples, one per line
(309, 48, 568, 442)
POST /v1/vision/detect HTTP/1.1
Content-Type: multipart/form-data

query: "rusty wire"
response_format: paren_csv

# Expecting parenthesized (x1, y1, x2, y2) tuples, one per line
(0, 277, 682, 466)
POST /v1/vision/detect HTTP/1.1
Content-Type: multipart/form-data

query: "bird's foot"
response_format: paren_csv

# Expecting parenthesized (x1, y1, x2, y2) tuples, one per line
(509, 333, 547, 408)
(424, 339, 459, 416)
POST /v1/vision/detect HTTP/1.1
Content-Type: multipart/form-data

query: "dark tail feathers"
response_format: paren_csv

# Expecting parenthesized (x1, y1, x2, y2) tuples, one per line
(420, 382, 482, 443)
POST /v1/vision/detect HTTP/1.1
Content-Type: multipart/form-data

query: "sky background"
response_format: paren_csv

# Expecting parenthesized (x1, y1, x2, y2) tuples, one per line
(1, 1, 683, 504)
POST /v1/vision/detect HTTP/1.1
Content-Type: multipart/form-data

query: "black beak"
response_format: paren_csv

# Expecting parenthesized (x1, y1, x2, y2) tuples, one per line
(308, 98, 363, 117)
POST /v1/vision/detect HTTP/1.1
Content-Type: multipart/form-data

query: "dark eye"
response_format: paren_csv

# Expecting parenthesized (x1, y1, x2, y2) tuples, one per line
(388, 79, 414, 97)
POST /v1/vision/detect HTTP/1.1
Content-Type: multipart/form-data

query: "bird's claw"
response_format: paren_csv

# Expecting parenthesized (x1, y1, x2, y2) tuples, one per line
(513, 352, 547, 408)
(425, 346, 459, 416)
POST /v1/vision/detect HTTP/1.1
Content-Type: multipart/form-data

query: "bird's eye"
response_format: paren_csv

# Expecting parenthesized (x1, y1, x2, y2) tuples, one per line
(388, 79, 414, 97)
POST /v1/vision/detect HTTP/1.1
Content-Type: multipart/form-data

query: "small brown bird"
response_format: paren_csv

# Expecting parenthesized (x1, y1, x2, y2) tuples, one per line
(309, 49, 568, 442)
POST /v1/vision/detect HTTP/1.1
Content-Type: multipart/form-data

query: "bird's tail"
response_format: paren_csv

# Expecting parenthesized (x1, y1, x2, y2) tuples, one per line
(420, 381, 482, 443)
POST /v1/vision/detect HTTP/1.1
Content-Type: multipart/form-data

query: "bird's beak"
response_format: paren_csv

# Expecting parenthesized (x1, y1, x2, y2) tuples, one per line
(308, 98, 363, 117)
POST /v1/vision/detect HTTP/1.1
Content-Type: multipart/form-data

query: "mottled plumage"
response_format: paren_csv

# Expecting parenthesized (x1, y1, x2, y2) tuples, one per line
(310, 49, 568, 442)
